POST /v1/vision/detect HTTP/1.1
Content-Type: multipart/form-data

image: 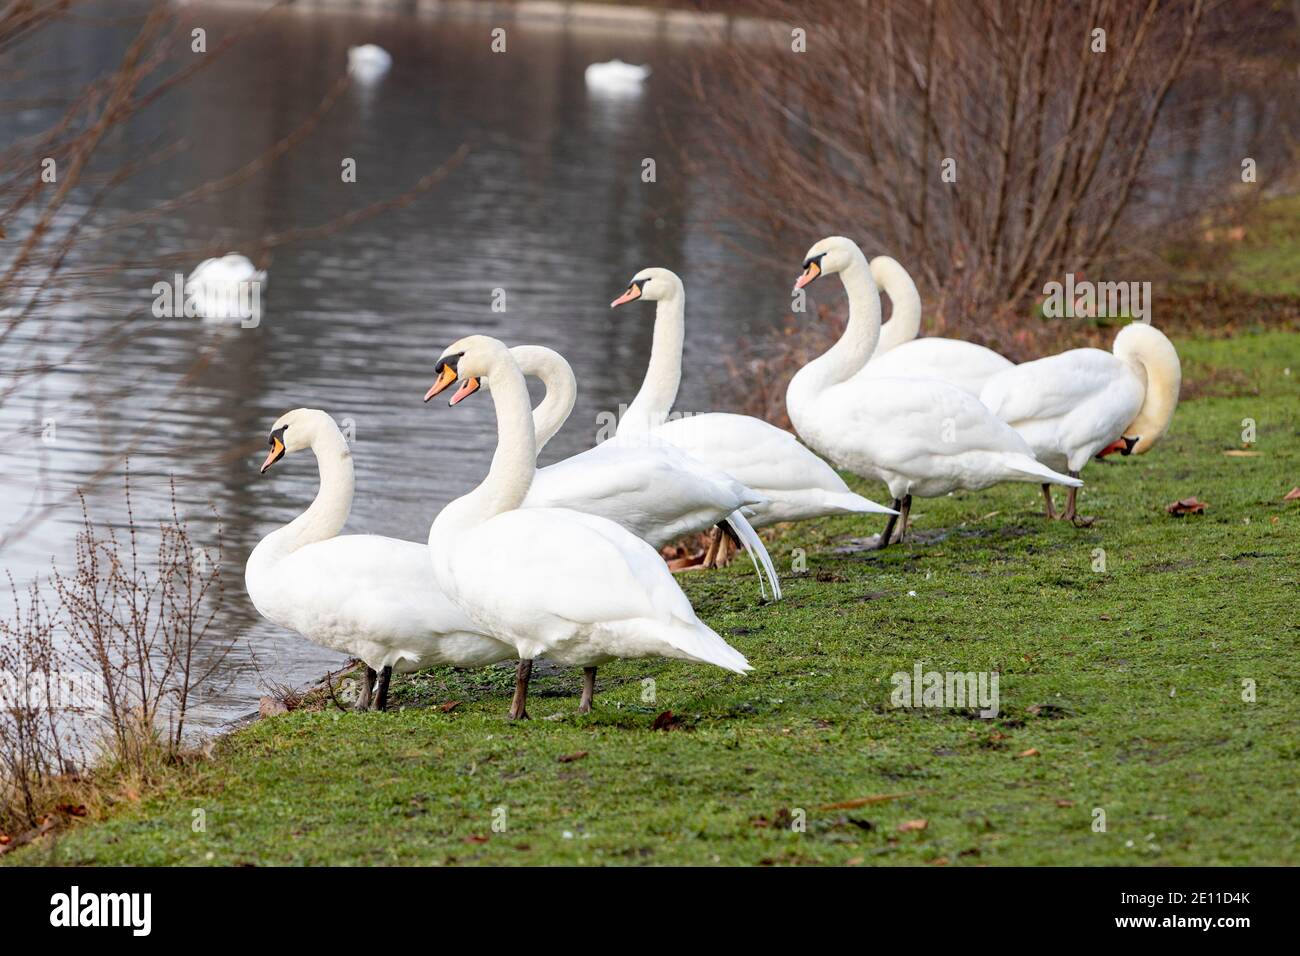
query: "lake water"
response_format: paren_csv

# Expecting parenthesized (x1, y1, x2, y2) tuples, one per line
(0, 5, 790, 730)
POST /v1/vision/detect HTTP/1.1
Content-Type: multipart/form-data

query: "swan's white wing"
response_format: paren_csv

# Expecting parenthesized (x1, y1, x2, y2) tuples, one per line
(440, 508, 747, 671)
(863, 337, 1013, 396)
(653, 412, 894, 524)
(981, 349, 1144, 470)
(981, 349, 1120, 424)
(526, 437, 759, 547)
(253, 534, 511, 669)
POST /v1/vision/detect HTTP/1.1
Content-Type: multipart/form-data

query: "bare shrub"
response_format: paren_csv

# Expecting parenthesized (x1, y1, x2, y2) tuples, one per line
(0, 466, 228, 835)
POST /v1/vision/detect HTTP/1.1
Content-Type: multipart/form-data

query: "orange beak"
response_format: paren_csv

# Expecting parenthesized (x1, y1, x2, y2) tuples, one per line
(448, 377, 480, 406)
(260, 437, 285, 474)
(424, 363, 459, 402)
(610, 284, 641, 308)
(794, 260, 821, 290)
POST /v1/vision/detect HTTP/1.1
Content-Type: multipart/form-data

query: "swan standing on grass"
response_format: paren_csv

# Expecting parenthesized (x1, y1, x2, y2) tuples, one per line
(246, 409, 514, 711)
(584, 60, 650, 95)
(186, 253, 265, 321)
(609, 268, 897, 558)
(348, 44, 392, 83)
(859, 256, 1013, 396)
(423, 336, 751, 720)
(787, 237, 1082, 548)
(454, 345, 781, 600)
(979, 322, 1182, 523)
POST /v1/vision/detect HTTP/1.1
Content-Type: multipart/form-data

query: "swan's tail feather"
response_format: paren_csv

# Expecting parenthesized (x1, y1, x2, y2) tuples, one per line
(725, 510, 782, 602)
(1005, 455, 1083, 487)
(822, 490, 900, 516)
(652, 619, 752, 674)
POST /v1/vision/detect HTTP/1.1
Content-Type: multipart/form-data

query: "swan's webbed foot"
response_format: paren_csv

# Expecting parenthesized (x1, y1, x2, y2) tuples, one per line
(355, 666, 376, 712)
(578, 666, 596, 714)
(508, 659, 533, 721)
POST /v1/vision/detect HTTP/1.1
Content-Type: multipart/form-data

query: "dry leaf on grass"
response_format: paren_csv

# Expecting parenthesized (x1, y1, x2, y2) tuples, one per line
(556, 751, 588, 763)
(1016, 748, 1041, 758)
(1165, 497, 1207, 516)
(1283, 487, 1300, 502)
(1223, 449, 1261, 457)
(897, 819, 928, 833)
(437, 700, 461, 713)
(651, 710, 687, 732)
(463, 834, 489, 844)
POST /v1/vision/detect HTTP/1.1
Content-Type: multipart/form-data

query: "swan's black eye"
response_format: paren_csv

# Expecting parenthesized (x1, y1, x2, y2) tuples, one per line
(268, 424, 287, 447)
(802, 253, 826, 270)
(435, 352, 463, 376)
(634, 278, 649, 291)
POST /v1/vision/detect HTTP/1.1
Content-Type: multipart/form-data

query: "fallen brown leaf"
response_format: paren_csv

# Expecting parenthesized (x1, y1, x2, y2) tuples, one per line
(556, 751, 588, 763)
(1283, 487, 1300, 502)
(55, 804, 87, 818)
(651, 710, 686, 731)
(463, 834, 489, 844)
(897, 819, 928, 833)
(1165, 497, 1207, 516)
(819, 792, 917, 811)
(1056, 798, 1075, 808)
(437, 700, 461, 713)
(1016, 748, 1041, 758)
(1223, 449, 1261, 457)
(930, 857, 949, 866)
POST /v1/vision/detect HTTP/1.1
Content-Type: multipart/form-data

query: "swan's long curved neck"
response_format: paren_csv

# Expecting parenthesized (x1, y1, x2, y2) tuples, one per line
(788, 251, 881, 410)
(436, 358, 537, 537)
(617, 293, 684, 436)
(1115, 326, 1182, 453)
(870, 256, 921, 358)
(513, 346, 576, 453)
(280, 426, 354, 554)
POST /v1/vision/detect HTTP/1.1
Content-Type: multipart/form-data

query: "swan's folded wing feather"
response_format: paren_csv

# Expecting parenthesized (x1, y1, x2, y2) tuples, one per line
(981, 349, 1122, 425)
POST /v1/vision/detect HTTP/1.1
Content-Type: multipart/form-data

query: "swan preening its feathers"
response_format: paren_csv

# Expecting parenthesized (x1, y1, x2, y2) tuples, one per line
(788, 236, 1082, 546)
(245, 233, 1180, 718)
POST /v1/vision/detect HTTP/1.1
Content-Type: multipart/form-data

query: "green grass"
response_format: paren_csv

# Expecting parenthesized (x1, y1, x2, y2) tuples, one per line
(1228, 194, 1300, 296)
(12, 329, 1298, 867)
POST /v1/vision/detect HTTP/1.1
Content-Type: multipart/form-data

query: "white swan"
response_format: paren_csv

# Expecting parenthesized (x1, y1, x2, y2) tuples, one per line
(245, 408, 514, 710)
(859, 256, 1013, 396)
(980, 322, 1181, 522)
(609, 268, 897, 533)
(452, 344, 781, 599)
(584, 60, 650, 95)
(186, 253, 265, 322)
(423, 336, 750, 719)
(787, 236, 1082, 547)
(348, 44, 392, 83)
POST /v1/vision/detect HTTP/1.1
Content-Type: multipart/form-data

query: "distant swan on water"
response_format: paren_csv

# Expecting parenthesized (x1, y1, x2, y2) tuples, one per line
(584, 60, 649, 95)
(348, 44, 392, 83)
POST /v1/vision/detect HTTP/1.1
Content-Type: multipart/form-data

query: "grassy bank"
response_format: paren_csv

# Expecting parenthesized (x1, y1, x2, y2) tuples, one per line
(10, 324, 1297, 866)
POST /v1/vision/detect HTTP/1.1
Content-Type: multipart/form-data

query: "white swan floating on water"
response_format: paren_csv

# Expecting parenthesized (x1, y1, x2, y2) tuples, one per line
(185, 253, 266, 322)
(584, 60, 650, 95)
(348, 44, 392, 84)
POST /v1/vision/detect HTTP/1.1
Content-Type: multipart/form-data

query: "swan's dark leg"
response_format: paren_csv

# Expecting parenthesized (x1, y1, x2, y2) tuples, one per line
(874, 499, 903, 550)
(891, 495, 913, 543)
(1064, 470, 1095, 526)
(579, 667, 597, 714)
(373, 665, 392, 712)
(508, 659, 533, 720)
(356, 666, 375, 711)
(1041, 484, 1057, 519)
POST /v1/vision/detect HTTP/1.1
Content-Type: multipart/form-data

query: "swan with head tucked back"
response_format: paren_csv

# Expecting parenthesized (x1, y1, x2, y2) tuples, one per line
(348, 44, 392, 83)
(607, 268, 897, 542)
(858, 256, 1013, 396)
(186, 253, 266, 322)
(454, 344, 781, 600)
(244, 409, 514, 710)
(786, 236, 1082, 547)
(979, 322, 1181, 523)
(423, 336, 751, 720)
